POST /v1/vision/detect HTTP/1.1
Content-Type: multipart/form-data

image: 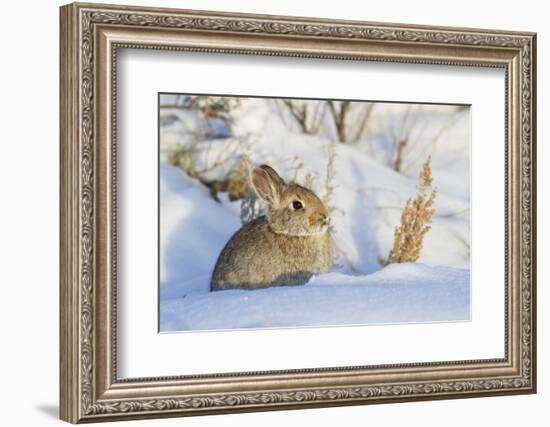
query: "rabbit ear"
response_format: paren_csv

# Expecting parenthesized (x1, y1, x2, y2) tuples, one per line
(259, 165, 285, 188)
(251, 165, 285, 205)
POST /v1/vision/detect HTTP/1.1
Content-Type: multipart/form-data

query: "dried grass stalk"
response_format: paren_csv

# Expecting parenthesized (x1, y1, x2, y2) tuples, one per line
(388, 156, 437, 264)
(323, 140, 336, 212)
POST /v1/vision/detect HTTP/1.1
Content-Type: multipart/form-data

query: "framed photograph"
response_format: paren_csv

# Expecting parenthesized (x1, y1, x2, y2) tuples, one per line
(60, 2, 537, 423)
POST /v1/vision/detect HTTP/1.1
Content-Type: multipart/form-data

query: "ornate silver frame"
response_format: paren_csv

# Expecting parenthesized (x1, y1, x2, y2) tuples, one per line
(60, 2, 537, 423)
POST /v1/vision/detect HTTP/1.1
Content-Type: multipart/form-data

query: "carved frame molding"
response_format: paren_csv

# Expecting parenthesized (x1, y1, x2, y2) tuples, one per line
(60, 2, 536, 423)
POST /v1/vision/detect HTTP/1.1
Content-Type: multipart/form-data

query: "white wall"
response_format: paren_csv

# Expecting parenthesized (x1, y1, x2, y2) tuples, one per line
(0, 0, 546, 426)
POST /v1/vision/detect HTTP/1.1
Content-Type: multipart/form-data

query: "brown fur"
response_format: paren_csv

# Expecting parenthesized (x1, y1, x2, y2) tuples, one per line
(211, 165, 333, 291)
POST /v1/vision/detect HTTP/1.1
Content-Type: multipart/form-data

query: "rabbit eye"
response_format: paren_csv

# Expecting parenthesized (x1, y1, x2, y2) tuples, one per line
(292, 200, 303, 210)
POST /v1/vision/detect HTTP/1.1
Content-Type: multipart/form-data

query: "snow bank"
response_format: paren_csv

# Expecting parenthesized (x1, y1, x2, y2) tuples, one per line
(160, 164, 240, 297)
(160, 263, 469, 332)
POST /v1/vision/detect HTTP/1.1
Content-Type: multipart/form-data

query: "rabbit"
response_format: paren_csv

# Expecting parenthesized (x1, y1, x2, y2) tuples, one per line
(211, 164, 333, 291)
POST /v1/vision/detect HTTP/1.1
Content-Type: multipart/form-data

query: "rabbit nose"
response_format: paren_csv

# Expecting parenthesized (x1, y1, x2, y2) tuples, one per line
(321, 215, 330, 226)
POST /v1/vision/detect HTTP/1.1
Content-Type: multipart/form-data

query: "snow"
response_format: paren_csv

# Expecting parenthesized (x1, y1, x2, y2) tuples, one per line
(160, 163, 240, 297)
(159, 97, 471, 332)
(160, 263, 469, 331)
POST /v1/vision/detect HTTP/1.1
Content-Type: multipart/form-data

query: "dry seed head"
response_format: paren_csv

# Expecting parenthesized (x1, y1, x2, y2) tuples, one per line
(387, 156, 437, 264)
(419, 155, 433, 189)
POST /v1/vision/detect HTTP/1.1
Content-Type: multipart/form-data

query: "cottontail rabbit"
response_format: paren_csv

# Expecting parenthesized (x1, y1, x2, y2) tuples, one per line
(211, 164, 333, 291)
